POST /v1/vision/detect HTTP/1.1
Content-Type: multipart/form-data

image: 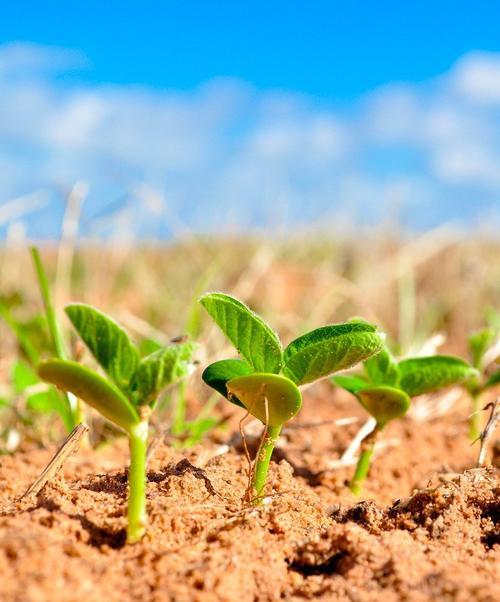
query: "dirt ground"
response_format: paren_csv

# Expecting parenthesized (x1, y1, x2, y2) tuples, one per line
(0, 384, 498, 602)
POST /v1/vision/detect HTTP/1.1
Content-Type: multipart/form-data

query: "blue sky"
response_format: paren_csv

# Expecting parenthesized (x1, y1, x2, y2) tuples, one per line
(1, 1, 500, 238)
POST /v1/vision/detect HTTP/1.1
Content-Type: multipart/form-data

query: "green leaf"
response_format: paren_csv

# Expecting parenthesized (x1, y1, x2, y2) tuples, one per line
(355, 386, 410, 427)
(226, 373, 302, 427)
(201, 359, 254, 407)
(200, 292, 282, 373)
(132, 341, 197, 404)
(11, 360, 39, 393)
(65, 303, 140, 391)
(38, 359, 140, 432)
(468, 328, 495, 369)
(282, 322, 384, 385)
(364, 345, 399, 386)
(332, 374, 369, 394)
(484, 369, 500, 389)
(398, 355, 479, 397)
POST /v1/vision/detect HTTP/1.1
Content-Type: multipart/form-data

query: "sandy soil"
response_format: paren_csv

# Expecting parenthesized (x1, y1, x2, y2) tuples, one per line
(0, 385, 498, 602)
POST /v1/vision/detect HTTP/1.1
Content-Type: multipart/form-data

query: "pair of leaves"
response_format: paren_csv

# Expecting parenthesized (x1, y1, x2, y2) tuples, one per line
(360, 344, 478, 397)
(38, 304, 196, 433)
(202, 359, 301, 426)
(201, 293, 385, 386)
(334, 345, 478, 425)
(201, 292, 384, 426)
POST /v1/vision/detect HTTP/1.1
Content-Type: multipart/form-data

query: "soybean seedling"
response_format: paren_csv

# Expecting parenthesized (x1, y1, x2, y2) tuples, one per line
(466, 326, 500, 441)
(333, 344, 478, 494)
(38, 303, 196, 543)
(200, 292, 385, 503)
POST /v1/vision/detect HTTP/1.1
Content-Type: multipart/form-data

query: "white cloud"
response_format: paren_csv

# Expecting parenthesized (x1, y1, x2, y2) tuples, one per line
(452, 51, 500, 105)
(0, 42, 499, 237)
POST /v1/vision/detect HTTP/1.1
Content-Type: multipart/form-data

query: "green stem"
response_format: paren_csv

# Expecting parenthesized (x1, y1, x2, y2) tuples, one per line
(31, 247, 67, 360)
(469, 391, 482, 442)
(127, 421, 148, 544)
(349, 425, 380, 496)
(31, 246, 82, 429)
(252, 424, 282, 502)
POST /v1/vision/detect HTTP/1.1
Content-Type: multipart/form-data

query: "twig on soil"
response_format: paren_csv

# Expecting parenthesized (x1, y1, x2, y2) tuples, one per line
(20, 423, 89, 500)
(476, 398, 500, 468)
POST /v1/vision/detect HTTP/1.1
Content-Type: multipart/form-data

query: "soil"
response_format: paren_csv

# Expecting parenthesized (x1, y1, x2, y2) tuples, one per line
(0, 385, 498, 602)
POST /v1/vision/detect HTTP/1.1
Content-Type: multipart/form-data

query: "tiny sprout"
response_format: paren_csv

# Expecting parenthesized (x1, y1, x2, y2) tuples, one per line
(200, 292, 384, 502)
(38, 303, 196, 543)
(334, 344, 478, 495)
(466, 326, 500, 441)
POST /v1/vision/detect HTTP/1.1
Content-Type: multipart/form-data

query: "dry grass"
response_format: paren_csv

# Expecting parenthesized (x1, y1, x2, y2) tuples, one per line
(0, 231, 498, 444)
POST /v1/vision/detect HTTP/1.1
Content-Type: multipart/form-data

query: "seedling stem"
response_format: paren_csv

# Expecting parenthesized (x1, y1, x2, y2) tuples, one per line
(127, 420, 149, 543)
(252, 424, 282, 500)
(349, 426, 380, 495)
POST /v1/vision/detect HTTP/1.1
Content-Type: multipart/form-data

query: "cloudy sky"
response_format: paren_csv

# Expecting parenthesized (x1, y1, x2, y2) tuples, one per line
(1, 1, 499, 238)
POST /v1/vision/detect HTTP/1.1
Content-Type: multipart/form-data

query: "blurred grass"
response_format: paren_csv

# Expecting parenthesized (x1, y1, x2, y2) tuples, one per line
(0, 231, 499, 445)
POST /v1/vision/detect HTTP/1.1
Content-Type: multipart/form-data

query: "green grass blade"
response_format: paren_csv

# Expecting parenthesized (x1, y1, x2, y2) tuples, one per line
(200, 292, 282, 373)
(31, 246, 67, 360)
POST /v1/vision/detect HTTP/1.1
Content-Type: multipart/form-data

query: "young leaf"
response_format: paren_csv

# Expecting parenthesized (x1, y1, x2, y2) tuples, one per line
(132, 341, 197, 404)
(65, 303, 140, 391)
(38, 359, 140, 432)
(226, 373, 301, 427)
(282, 322, 384, 385)
(468, 328, 495, 369)
(332, 374, 369, 394)
(364, 345, 399, 386)
(200, 293, 282, 373)
(398, 355, 478, 397)
(356, 386, 410, 427)
(201, 358, 254, 407)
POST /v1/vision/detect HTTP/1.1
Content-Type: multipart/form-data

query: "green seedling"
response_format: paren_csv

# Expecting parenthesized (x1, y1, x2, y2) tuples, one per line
(200, 292, 385, 502)
(38, 303, 196, 543)
(466, 326, 500, 440)
(334, 344, 478, 494)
